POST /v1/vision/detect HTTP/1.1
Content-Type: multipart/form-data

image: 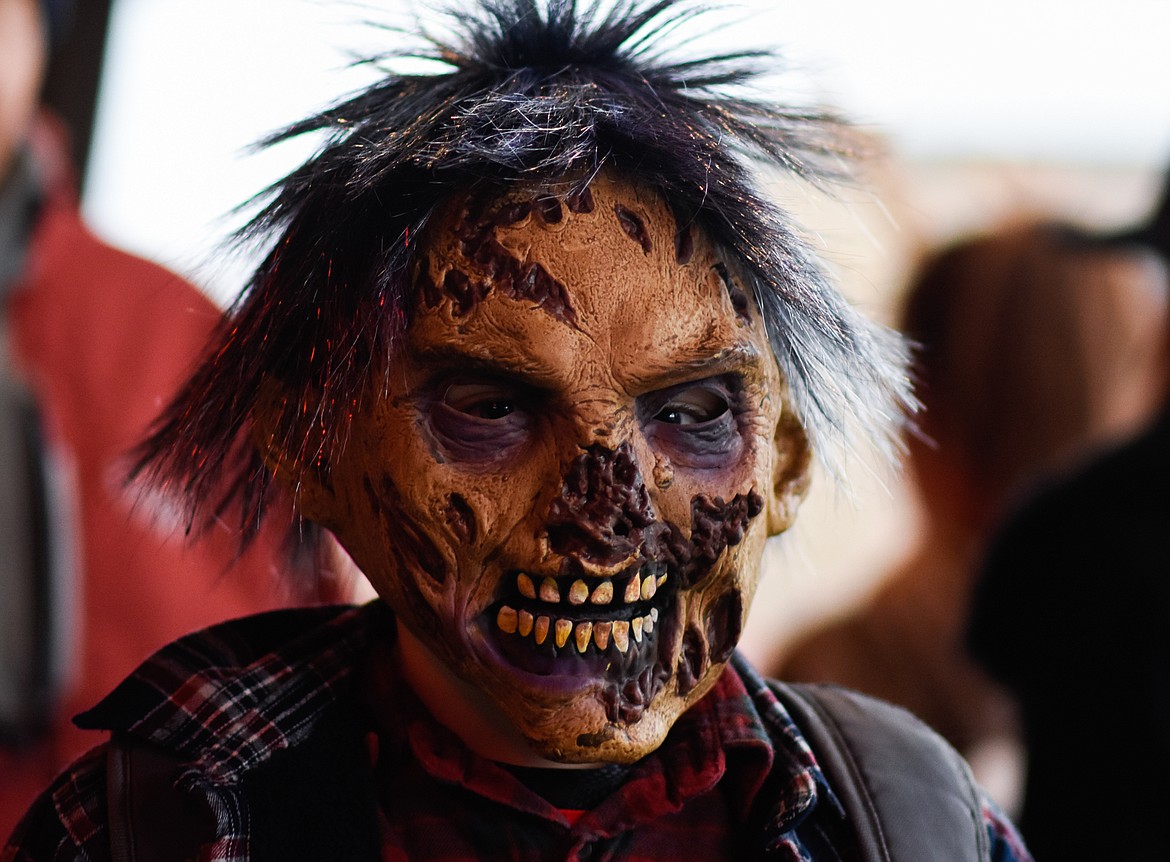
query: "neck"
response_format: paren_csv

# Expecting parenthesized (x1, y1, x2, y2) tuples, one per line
(394, 621, 601, 769)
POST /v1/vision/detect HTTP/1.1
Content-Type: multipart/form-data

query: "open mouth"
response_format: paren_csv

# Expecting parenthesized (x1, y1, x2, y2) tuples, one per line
(488, 561, 672, 675)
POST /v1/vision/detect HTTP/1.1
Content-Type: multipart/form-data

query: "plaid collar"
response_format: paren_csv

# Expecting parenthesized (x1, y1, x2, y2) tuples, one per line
(730, 654, 840, 839)
(76, 603, 388, 782)
(76, 602, 836, 856)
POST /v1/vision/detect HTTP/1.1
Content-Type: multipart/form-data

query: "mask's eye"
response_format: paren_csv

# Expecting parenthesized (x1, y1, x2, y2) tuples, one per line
(655, 388, 729, 425)
(443, 382, 519, 420)
(431, 378, 535, 463)
(640, 377, 744, 469)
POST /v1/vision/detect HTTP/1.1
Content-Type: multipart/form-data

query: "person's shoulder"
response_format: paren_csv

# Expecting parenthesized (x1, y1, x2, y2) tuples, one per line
(26, 191, 210, 319)
(982, 796, 1033, 862)
(4, 604, 387, 860)
(75, 603, 382, 737)
(1, 745, 110, 862)
(761, 678, 1033, 862)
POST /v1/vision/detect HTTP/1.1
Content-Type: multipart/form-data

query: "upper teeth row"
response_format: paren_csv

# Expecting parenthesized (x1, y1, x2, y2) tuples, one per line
(517, 572, 667, 605)
(496, 606, 660, 653)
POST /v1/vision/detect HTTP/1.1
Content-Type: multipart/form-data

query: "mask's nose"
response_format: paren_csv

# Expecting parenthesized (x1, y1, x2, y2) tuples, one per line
(544, 441, 656, 575)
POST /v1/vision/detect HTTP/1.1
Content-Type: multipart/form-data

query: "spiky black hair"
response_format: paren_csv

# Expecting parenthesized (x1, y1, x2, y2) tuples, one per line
(134, 0, 912, 545)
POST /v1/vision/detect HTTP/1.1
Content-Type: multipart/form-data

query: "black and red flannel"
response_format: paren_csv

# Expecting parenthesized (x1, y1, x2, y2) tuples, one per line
(1, 603, 1029, 861)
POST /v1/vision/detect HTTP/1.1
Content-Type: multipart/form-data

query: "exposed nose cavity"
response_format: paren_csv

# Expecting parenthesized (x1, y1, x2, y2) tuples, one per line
(545, 442, 656, 569)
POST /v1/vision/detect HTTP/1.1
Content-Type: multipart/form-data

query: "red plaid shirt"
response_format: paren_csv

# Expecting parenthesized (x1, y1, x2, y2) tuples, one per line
(2, 603, 1029, 861)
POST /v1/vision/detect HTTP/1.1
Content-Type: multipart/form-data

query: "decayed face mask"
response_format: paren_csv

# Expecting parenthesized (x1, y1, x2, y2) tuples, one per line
(312, 172, 810, 762)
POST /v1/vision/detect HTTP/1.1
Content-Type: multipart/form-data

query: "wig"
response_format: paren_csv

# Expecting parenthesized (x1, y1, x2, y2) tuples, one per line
(134, 0, 912, 545)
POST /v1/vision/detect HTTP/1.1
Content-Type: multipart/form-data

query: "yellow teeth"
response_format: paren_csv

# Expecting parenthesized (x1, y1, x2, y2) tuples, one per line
(554, 618, 573, 648)
(623, 577, 641, 603)
(497, 605, 518, 635)
(568, 579, 589, 605)
(612, 620, 630, 653)
(518, 609, 534, 638)
(540, 577, 560, 603)
(574, 621, 593, 654)
(501, 570, 667, 654)
(593, 621, 612, 650)
(515, 572, 658, 606)
(499, 605, 657, 656)
(590, 580, 613, 605)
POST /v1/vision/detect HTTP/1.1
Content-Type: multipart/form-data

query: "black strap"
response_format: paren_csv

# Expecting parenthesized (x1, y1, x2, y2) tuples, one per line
(769, 682, 989, 862)
(106, 734, 213, 862)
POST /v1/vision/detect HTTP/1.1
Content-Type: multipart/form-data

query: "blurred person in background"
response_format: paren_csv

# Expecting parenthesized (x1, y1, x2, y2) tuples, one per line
(776, 218, 1169, 812)
(968, 175, 1170, 860)
(0, 0, 307, 836)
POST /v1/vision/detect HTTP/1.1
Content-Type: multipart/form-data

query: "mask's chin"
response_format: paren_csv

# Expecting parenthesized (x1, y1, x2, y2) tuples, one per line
(442, 563, 695, 763)
(396, 621, 612, 767)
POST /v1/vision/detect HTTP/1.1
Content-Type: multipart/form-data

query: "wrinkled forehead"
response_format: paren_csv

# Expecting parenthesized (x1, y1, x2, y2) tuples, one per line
(409, 171, 765, 382)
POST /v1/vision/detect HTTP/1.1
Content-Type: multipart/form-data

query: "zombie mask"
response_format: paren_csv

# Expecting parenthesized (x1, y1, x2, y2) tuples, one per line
(288, 172, 810, 762)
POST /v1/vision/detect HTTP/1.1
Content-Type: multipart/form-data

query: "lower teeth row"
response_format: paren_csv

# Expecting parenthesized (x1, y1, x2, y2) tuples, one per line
(496, 606, 660, 654)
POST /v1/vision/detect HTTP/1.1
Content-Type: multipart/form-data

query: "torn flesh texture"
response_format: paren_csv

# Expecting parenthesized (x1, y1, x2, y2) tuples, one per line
(486, 441, 764, 724)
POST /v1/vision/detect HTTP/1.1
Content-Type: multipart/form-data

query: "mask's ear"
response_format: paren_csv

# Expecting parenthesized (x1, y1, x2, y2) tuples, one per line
(251, 378, 339, 531)
(767, 404, 812, 535)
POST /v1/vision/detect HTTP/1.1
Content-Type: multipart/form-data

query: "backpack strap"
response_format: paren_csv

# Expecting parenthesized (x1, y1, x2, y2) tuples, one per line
(769, 681, 990, 862)
(106, 734, 214, 862)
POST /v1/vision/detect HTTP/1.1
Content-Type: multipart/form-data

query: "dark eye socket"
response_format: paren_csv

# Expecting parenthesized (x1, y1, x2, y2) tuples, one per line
(640, 377, 743, 468)
(442, 382, 521, 420)
(653, 387, 729, 426)
(428, 377, 536, 464)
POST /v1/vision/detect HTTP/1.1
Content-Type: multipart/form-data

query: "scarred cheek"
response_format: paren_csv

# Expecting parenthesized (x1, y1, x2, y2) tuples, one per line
(360, 473, 449, 586)
(443, 492, 478, 544)
(705, 589, 744, 665)
(675, 589, 743, 697)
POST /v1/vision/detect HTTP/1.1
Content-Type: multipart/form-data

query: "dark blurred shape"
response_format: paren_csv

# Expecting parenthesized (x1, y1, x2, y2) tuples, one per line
(1106, 165, 1170, 255)
(969, 169, 1170, 860)
(39, 0, 76, 48)
(39, 0, 112, 183)
(777, 217, 1169, 811)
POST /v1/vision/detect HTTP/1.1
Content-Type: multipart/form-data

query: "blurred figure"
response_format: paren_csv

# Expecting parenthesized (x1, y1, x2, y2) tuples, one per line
(0, 0, 300, 836)
(776, 218, 1169, 809)
(968, 179, 1170, 860)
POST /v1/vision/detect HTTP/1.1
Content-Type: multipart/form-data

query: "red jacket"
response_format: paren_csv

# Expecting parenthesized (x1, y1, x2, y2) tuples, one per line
(0, 127, 295, 837)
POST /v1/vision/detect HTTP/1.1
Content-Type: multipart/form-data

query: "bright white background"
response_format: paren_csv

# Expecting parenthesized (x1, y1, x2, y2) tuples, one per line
(83, 0, 1170, 304)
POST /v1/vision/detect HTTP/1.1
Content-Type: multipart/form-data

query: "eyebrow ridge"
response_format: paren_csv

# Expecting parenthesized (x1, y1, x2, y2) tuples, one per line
(623, 342, 764, 392)
(409, 346, 556, 387)
(410, 341, 765, 394)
